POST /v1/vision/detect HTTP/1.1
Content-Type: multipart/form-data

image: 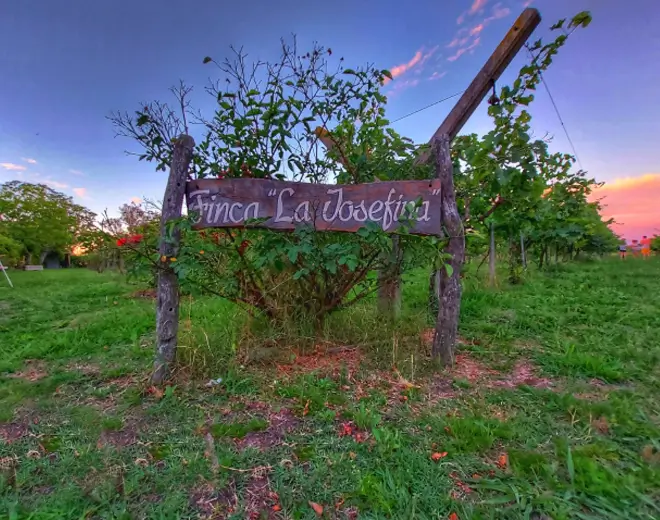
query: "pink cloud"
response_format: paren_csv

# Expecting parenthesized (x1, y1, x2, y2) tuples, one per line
(484, 3, 511, 23)
(448, 37, 481, 62)
(458, 0, 489, 25)
(73, 187, 87, 198)
(469, 0, 488, 15)
(130, 197, 143, 204)
(591, 174, 660, 240)
(447, 2, 511, 63)
(383, 46, 439, 91)
(384, 50, 423, 85)
(0, 163, 26, 171)
(429, 71, 448, 81)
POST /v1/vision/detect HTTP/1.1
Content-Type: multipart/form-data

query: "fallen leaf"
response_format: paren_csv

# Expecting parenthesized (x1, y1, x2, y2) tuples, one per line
(147, 386, 164, 400)
(497, 453, 508, 469)
(591, 416, 610, 434)
(134, 458, 149, 467)
(431, 451, 448, 462)
(309, 501, 324, 516)
(349, 451, 357, 460)
(26, 450, 41, 459)
(449, 513, 459, 520)
(303, 399, 310, 417)
(272, 504, 282, 512)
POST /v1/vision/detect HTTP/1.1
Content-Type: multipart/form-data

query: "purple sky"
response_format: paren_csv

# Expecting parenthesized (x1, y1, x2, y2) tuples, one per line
(1, 0, 659, 236)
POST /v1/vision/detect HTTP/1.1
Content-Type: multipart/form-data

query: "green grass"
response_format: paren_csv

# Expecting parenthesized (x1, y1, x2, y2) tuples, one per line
(1, 259, 660, 519)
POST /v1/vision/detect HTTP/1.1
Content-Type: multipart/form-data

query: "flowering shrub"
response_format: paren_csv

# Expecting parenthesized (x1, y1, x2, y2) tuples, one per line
(116, 234, 144, 247)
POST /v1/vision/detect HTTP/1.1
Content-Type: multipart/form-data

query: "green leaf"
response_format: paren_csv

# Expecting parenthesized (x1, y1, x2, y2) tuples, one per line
(444, 263, 454, 277)
(566, 445, 575, 485)
(202, 56, 213, 64)
(381, 69, 393, 80)
(287, 247, 299, 264)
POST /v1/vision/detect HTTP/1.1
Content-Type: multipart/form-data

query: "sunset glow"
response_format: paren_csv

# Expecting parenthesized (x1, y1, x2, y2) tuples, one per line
(591, 174, 660, 240)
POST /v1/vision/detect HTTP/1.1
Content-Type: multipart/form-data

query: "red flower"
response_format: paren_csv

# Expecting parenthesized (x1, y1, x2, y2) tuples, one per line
(238, 240, 250, 255)
(128, 234, 144, 244)
(116, 238, 127, 247)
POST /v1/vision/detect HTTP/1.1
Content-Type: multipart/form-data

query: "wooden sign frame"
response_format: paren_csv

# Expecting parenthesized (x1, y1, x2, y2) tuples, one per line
(185, 178, 442, 236)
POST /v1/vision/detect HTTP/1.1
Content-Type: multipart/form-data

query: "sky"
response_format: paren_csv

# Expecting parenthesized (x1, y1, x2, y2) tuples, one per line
(1, 0, 659, 239)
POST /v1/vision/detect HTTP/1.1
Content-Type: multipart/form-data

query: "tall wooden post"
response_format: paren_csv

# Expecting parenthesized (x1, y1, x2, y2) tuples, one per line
(423, 8, 541, 365)
(431, 136, 464, 365)
(152, 134, 195, 384)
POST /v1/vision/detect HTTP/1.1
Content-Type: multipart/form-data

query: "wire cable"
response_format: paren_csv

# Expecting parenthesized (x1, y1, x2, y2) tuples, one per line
(389, 91, 465, 124)
(526, 45, 584, 171)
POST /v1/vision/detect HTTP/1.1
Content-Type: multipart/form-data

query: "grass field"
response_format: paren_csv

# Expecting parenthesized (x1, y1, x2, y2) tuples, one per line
(1, 258, 659, 519)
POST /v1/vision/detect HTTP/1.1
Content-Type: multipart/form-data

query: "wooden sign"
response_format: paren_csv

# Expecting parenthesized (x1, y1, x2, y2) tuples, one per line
(186, 178, 442, 235)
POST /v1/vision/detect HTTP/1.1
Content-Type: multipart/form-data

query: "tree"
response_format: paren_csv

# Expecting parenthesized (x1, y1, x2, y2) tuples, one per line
(0, 234, 22, 265)
(452, 12, 600, 278)
(0, 181, 96, 263)
(651, 235, 660, 253)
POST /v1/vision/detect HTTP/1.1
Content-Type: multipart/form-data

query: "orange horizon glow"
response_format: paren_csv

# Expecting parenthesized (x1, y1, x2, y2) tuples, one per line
(591, 173, 660, 240)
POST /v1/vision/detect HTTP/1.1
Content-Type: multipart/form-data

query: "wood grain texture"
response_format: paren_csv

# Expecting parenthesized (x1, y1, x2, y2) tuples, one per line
(186, 178, 442, 236)
(431, 136, 465, 366)
(153, 135, 195, 385)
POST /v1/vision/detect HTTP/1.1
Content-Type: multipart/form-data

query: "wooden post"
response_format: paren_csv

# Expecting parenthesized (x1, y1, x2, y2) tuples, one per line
(423, 8, 540, 364)
(431, 136, 464, 366)
(152, 134, 195, 385)
(489, 222, 496, 286)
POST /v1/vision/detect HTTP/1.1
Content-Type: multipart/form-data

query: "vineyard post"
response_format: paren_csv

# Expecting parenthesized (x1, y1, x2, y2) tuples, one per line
(423, 7, 541, 364)
(152, 134, 195, 385)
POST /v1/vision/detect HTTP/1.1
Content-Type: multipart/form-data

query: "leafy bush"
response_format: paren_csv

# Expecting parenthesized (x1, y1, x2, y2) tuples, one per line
(112, 39, 441, 326)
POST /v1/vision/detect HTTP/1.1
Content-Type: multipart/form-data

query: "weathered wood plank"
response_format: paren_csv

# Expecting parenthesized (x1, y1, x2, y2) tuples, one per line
(186, 178, 442, 236)
(152, 134, 195, 385)
(431, 135, 464, 366)
(416, 8, 541, 164)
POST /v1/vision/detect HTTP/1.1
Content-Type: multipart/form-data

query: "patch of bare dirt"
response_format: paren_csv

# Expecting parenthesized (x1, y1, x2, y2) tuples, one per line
(7, 360, 49, 382)
(240, 408, 299, 451)
(97, 422, 140, 450)
(0, 422, 29, 444)
(573, 379, 630, 401)
(276, 346, 362, 379)
(131, 288, 157, 299)
(190, 481, 238, 519)
(244, 474, 279, 519)
(491, 360, 554, 390)
(428, 353, 558, 400)
(65, 362, 102, 377)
